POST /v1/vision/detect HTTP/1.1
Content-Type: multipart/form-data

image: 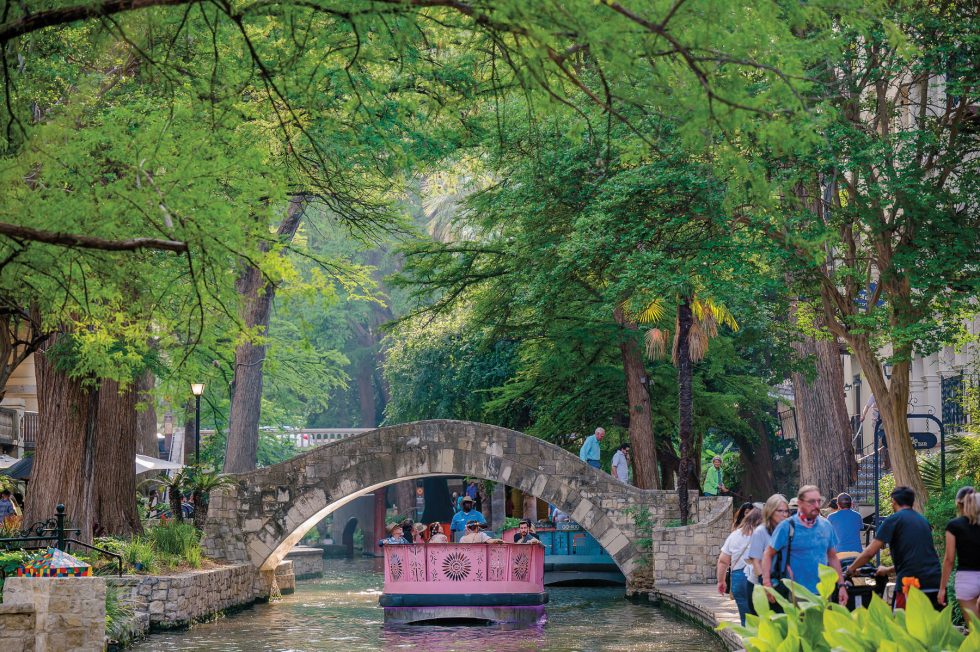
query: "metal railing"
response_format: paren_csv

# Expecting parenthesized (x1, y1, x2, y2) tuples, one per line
(0, 504, 123, 577)
(22, 411, 38, 449)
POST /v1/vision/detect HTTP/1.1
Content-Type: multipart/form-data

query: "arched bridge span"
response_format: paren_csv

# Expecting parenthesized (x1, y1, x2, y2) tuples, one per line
(201, 420, 729, 586)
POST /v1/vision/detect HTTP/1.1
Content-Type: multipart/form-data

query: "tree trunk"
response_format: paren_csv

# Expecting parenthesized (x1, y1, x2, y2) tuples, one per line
(26, 333, 99, 543)
(182, 399, 196, 465)
(736, 415, 776, 502)
(93, 379, 142, 537)
(677, 300, 695, 525)
(135, 371, 158, 457)
(192, 489, 209, 530)
(614, 307, 660, 489)
(790, 320, 857, 500)
(849, 342, 926, 508)
(224, 196, 306, 473)
(168, 484, 183, 523)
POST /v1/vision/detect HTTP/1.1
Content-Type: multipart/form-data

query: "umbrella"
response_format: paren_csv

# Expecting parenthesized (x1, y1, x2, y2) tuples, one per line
(17, 547, 91, 577)
(135, 454, 184, 474)
(0, 456, 32, 480)
(0, 454, 18, 469)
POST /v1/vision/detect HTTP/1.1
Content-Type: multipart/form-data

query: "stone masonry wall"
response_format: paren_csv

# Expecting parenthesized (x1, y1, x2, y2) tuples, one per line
(286, 546, 324, 580)
(110, 563, 259, 630)
(650, 495, 732, 584)
(0, 602, 35, 652)
(3, 576, 106, 652)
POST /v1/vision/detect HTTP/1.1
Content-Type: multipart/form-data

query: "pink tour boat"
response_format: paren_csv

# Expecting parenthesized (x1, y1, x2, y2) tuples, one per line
(380, 541, 548, 625)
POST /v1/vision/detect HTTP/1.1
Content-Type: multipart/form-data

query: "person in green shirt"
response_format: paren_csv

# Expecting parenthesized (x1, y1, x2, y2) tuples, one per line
(704, 456, 727, 496)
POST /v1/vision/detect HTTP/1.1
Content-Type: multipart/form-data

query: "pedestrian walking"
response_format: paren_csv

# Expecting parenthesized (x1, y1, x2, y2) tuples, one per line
(843, 486, 942, 610)
(717, 506, 762, 625)
(828, 492, 864, 553)
(762, 486, 848, 605)
(611, 443, 631, 484)
(733, 502, 754, 530)
(939, 487, 980, 625)
(745, 494, 789, 614)
(703, 456, 727, 496)
(0, 490, 15, 523)
(579, 428, 605, 469)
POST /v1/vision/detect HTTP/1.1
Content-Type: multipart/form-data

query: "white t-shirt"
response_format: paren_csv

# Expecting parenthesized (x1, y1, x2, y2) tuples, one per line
(460, 531, 493, 543)
(611, 450, 629, 482)
(721, 529, 752, 572)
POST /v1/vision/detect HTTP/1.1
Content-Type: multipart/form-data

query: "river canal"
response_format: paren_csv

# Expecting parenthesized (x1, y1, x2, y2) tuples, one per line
(133, 558, 724, 651)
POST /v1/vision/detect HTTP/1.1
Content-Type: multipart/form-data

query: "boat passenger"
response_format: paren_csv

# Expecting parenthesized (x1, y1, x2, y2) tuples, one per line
(513, 519, 545, 546)
(413, 522, 427, 543)
(450, 495, 486, 541)
(428, 522, 449, 543)
(379, 522, 409, 547)
(459, 520, 503, 543)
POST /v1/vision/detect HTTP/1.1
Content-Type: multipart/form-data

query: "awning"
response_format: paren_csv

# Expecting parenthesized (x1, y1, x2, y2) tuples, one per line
(0, 455, 32, 480)
(135, 454, 184, 474)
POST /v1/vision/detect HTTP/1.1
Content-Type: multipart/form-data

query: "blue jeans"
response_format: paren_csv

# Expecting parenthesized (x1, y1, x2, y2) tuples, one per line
(731, 569, 749, 626)
(587, 459, 600, 468)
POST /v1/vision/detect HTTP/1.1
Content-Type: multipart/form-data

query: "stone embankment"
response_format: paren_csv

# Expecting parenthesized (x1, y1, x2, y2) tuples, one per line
(285, 545, 324, 580)
(0, 576, 106, 652)
(649, 584, 743, 651)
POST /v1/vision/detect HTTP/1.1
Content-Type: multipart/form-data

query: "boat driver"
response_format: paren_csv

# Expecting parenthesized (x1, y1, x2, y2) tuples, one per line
(450, 495, 486, 541)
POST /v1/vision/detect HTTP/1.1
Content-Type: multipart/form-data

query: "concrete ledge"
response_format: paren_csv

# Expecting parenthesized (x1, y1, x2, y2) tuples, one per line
(648, 584, 743, 651)
(285, 546, 324, 580)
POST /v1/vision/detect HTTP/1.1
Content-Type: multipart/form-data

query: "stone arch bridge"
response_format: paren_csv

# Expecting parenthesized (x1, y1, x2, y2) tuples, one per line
(202, 420, 730, 587)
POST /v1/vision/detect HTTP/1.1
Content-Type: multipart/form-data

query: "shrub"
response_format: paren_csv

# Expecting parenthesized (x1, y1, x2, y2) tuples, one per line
(149, 521, 202, 568)
(105, 584, 135, 642)
(720, 565, 980, 651)
(122, 538, 158, 574)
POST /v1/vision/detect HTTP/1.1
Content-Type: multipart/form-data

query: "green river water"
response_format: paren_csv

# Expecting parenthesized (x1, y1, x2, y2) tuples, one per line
(132, 558, 724, 652)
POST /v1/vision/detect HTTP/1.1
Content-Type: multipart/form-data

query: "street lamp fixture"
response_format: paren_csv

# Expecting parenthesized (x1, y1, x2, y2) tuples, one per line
(190, 383, 205, 464)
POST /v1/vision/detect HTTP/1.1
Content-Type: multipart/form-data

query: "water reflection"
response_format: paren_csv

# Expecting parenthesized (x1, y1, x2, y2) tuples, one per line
(133, 558, 723, 652)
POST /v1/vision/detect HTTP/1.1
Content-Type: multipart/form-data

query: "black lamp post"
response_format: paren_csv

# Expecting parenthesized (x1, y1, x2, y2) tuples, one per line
(191, 383, 205, 464)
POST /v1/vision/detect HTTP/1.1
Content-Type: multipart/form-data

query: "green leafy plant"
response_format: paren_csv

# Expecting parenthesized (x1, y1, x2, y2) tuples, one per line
(149, 521, 202, 569)
(105, 584, 135, 643)
(184, 466, 236, 530)
(721, 565, 980, 651)
(121, 538, 158, 574)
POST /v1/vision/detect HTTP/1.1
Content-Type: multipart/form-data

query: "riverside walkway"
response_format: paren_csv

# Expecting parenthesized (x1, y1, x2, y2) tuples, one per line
(648, 584, 742, 651)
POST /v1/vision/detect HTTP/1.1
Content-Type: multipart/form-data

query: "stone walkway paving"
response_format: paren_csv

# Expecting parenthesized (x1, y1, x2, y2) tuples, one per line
(649, 583, 743, 651)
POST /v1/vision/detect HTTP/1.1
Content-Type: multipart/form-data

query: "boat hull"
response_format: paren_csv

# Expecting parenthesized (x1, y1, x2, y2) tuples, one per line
(383, 604, 548, 626)
(380, 591, 549, 607)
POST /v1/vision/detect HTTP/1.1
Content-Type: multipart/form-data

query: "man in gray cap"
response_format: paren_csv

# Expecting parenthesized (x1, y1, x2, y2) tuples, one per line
(828, 492, 864, 553)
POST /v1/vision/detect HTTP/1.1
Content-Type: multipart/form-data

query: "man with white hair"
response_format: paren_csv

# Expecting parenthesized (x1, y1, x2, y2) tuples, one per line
(579, 427, 605, 469)
(703, 455, 727, 497)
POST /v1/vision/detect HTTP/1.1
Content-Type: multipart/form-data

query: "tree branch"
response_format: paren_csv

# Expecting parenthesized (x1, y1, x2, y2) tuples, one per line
(0, 222, 188, 253)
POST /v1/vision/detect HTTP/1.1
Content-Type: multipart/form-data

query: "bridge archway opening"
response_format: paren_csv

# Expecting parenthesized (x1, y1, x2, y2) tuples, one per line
(259, 473, 622, 575)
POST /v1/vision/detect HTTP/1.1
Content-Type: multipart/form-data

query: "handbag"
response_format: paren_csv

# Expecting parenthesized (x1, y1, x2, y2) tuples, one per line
(770, 520, 796, 601)
(725, 538, 750, 598)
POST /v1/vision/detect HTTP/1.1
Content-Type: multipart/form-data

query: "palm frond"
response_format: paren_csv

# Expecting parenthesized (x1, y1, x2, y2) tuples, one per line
(621, 297, 667, 325)
(688, 319, 709, 362)
(645, 328, 670, 359)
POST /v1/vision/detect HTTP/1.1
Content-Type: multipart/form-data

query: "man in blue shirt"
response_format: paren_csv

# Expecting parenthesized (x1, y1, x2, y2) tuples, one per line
(762, 485, 848, 604)
(827, 492, 864, 553)
(579, 427, 605, 468)
(449, 496, 486, 541)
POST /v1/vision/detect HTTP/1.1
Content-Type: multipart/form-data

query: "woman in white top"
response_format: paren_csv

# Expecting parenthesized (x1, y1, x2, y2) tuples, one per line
(717, 507, 762, 625)
(427, 522, 449, 543)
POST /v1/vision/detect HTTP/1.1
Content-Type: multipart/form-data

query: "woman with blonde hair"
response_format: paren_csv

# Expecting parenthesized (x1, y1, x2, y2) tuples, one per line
(939, 487, 980, 625)
(717, 507, 762, 625)
(744, 494, 789, 615)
